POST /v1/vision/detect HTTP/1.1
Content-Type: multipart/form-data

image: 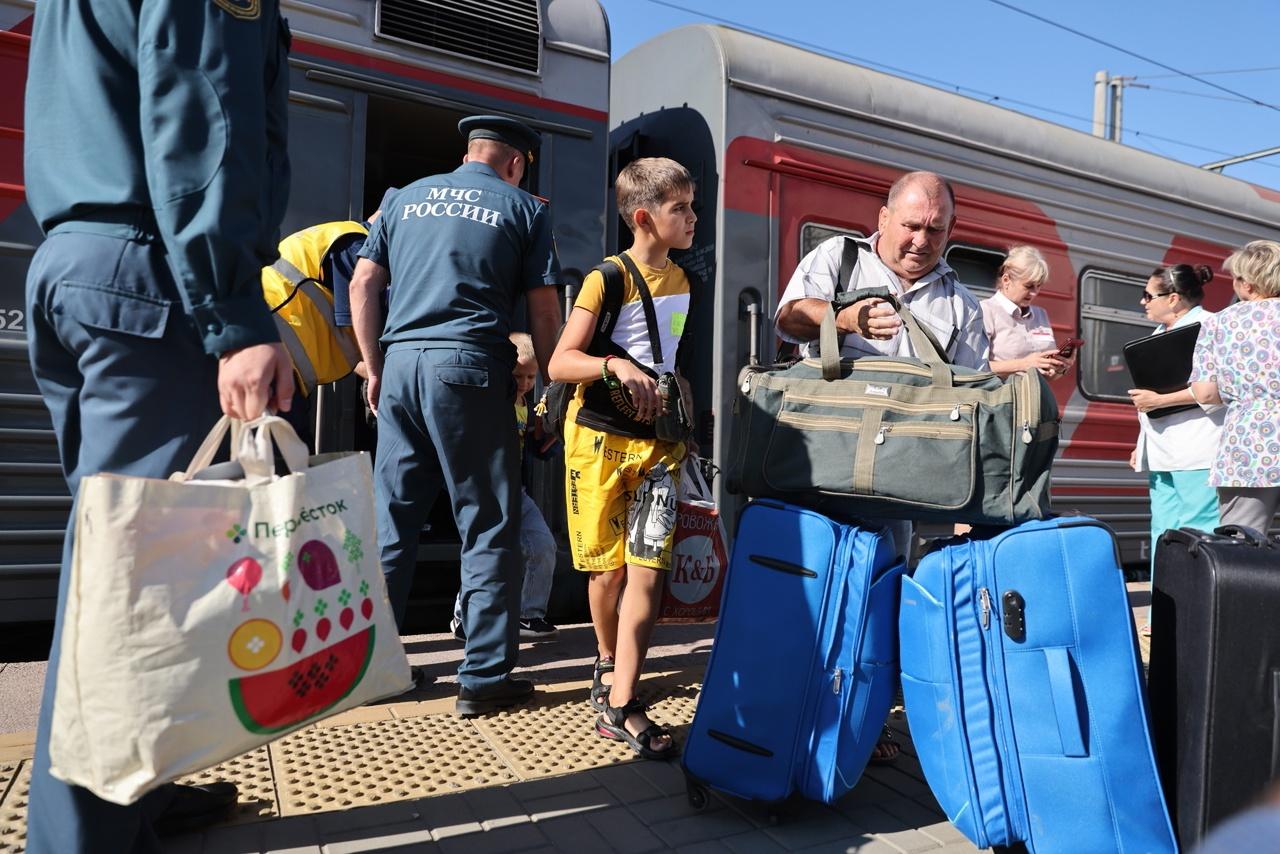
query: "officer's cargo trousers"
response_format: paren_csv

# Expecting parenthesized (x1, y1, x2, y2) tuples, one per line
(375, 345, 522, 690)
(24, 228, 223, 853)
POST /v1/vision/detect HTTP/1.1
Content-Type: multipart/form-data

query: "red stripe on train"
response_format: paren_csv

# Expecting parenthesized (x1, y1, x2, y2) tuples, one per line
(290, 38, 608, 124)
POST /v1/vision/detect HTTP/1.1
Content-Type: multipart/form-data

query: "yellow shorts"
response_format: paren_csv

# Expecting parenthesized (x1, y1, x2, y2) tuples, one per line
(564, 417, 685, 572)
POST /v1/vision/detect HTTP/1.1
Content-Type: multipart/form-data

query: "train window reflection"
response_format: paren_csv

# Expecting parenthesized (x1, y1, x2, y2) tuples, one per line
(1079, 270, 1153, 401)
(944, 244, 1003, 301)
(800, 222, 865, 258)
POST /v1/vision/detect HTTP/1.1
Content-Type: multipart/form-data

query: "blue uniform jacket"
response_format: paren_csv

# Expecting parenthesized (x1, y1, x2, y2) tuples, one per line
(23, 0, 291, 356)
(359, 162, 560, 359)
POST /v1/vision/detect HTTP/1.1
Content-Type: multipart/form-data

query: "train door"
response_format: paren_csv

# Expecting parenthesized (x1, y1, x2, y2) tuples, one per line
(0, 20, 62, 622)
(608, 110, 719, 453)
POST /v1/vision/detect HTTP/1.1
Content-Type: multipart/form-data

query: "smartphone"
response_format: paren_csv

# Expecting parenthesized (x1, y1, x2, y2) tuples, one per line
(1058, 337, 1085, 359)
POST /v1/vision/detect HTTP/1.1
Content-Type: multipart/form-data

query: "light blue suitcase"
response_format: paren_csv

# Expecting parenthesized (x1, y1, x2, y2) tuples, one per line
(900, 517, 1177, 853)
(683, 499, 906, 808)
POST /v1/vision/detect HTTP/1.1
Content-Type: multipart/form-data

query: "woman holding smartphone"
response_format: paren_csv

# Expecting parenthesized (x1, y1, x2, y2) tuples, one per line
(980, 245, 1074, 379)
(1129, 263, 1224, 634)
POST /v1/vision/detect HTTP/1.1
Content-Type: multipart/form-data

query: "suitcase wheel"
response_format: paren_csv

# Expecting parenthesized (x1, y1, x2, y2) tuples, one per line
(686, 780, 709, 811)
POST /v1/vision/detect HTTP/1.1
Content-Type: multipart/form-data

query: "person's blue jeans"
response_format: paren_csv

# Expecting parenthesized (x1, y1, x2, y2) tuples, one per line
(374, 346, 521, 691)
(454, 489, 555, 624)
(25, 229, 223, 853)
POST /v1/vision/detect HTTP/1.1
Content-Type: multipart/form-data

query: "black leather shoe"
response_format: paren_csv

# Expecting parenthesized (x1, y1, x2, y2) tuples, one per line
(154, 781, 238, 836)
(455, 677, 535, 717)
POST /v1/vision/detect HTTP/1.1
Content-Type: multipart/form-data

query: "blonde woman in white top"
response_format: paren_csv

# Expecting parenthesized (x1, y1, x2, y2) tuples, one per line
(979, 246, 1071, 379)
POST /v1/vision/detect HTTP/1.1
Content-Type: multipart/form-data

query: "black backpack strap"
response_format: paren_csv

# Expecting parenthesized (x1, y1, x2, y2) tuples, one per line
(578, 259, 626, 353)
(836, 235, 860, 297)
(617, 252, 665, 368)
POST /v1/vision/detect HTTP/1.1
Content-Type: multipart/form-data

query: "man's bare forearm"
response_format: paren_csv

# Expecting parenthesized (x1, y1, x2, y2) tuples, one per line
(776, 298, 832, 341)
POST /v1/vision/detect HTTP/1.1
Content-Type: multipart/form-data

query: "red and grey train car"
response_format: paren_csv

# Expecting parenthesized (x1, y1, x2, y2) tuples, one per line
(611, 25, 1280, 564)
(0, 0, 610, 622)
(4, 6, 1279, 623)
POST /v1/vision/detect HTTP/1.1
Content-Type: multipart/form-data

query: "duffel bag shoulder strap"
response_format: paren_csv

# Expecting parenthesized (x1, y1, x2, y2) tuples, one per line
(823, 285, 955, 388)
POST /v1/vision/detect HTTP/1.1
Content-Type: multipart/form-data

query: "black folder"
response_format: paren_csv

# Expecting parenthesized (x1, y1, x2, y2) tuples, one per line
(1123, 322, 1201, 419)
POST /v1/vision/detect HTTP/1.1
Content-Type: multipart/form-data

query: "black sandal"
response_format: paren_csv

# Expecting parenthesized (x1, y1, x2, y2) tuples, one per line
(596, 698, 678, 761)
(589, 655, 614, 712)
(869, 726, 900, 765)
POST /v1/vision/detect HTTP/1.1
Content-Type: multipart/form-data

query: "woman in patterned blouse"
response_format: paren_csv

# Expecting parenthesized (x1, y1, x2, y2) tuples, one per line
(1190, 240, 1280, 533)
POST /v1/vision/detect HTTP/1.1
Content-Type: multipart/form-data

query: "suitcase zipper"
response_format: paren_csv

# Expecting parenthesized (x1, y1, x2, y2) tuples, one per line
(777, 412, 864, 432)
(821, 358, 998, 384)
(832, 667, 843, 695)
(786, 391, 972, 418)
(1017, 372, 1033, 444)
(874, 423, 972, 442)
(974, 553, 1027, 842)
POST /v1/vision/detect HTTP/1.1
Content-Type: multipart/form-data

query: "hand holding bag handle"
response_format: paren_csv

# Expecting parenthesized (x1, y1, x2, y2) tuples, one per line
(819, 286, 955, 388)
(173, 414, 311, 484)
(680, 455, 715, 502)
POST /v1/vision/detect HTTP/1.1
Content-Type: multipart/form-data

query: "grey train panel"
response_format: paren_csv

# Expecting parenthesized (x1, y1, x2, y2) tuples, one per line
(608, 24, 1280, 560)
(0, 0, 611, 623)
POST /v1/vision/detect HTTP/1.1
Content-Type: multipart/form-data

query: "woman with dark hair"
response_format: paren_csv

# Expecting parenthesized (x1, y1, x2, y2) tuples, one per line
(1191, 240, 1280, 534)
(1129, 264, 1224, 633)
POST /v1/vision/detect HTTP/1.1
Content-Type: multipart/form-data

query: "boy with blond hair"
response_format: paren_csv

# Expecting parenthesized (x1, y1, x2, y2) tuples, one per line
(548, 157, 699, 760)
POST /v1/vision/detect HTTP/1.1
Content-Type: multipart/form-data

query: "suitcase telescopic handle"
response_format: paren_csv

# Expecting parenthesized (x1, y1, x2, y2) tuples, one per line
(1212, 524, 1271, 546)
(1162, 525, 1271, 557)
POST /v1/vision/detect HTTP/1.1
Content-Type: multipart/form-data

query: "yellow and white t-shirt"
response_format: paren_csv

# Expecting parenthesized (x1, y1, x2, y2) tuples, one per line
(575, 255, 691, 372)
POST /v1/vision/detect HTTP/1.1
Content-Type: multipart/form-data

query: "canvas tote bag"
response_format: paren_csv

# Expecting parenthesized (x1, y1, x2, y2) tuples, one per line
(49, 415, 411, 805)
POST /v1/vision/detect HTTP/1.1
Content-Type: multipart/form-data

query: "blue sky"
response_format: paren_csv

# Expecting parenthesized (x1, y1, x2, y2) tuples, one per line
(597, 0, 1280, 191)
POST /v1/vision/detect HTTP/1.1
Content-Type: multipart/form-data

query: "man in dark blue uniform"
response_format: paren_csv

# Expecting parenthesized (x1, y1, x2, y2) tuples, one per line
(349, 115, 562, 717)
(22, 1, 292, 850)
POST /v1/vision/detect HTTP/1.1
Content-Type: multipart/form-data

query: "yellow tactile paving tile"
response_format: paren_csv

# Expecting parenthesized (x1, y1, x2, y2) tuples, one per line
(470, 670, 701, 778)
(269, 714, 519, 816)
(0, 736, 35, 765)
(0, 760, 30, 854)
(176, 746, 277, 824)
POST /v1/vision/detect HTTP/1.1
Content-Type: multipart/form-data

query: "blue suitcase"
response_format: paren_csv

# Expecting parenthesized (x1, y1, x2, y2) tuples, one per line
(683, 499, 906, 807)
(900, 518, 1177, 853)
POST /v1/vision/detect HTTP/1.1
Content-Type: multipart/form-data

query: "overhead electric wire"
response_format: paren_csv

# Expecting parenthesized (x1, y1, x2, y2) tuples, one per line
(1137, 65, 1280, 80)
(983, 0, 1280, 113)
(638, 0, 1280, 170)
(1140, 85, 1257, 105)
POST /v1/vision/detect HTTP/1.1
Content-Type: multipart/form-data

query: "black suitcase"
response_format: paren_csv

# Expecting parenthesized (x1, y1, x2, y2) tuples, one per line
(1148, 525, 1280, 847)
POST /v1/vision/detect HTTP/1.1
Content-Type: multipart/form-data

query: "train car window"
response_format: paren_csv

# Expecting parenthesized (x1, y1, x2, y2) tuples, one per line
(1079, 270, 1153, 401)
(800, 223, 865, 258)
(944, 244, 1003, 301)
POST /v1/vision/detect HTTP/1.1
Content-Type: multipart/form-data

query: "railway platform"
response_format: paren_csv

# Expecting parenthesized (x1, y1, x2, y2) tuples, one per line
(0, 586, 1153, 854)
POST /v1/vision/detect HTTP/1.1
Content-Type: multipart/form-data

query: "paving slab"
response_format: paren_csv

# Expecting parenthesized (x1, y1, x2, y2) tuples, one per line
(0, 620, 997, 853)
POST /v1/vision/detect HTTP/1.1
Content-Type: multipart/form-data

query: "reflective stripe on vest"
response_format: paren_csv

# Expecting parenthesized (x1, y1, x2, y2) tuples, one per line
(261, 220, 368, 395)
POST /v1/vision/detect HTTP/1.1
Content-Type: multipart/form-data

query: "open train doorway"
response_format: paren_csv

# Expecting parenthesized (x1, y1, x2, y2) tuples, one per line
(359, 96, 476, 631)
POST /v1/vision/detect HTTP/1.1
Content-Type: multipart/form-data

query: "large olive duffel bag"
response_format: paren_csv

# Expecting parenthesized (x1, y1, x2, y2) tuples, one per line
(726, 291, 1058, 526)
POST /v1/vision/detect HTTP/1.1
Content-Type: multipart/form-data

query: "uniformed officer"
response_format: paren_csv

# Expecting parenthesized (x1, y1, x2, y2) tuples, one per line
(349, 115, 562, 716)
(23, 1, 292, 850)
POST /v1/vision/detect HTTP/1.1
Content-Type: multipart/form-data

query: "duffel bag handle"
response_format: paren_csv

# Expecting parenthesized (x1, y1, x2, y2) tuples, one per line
(841, 287, 953, 366)
(821, 289, 954, 388)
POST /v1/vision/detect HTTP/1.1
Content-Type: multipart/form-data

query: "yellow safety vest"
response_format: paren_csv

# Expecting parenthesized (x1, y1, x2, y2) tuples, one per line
(261, 221, 367, 397)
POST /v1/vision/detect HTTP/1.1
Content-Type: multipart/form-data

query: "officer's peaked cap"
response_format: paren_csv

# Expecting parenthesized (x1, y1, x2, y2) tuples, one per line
(458, 114, 540, 162)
